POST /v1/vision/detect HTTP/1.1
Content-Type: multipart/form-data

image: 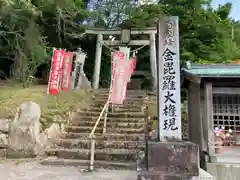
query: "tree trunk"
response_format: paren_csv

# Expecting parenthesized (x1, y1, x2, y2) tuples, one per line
(10, 54, 28, 83)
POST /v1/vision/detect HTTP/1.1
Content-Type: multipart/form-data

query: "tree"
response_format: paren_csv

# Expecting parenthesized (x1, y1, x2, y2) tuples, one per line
(158, 0, 240, 63)
(88, 0, 137, 28)
(0, 0, 239, 85)
(0, 0, 88, 83)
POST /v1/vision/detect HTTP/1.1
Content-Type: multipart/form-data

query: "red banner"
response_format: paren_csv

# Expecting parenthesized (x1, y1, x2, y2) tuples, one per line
(110, 52, 130, 104)
(47, 49, 65, 95)
(61, 52, 73, 92)
(130, 56, 136, 75)
(126, 56, 136, 82)
(111, 51, 125, 79)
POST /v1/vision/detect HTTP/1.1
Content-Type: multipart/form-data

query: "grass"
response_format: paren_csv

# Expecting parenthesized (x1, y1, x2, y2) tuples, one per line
(0, 83, 90, 129)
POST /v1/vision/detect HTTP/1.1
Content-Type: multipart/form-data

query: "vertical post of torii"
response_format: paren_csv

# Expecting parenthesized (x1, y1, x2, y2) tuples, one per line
(85, 27, 157, 90)
(149, 33, 157, 90)
(92, 34, 103, 89)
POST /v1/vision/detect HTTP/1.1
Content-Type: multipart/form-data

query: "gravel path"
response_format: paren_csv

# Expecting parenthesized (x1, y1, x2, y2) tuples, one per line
(0, 160, 136, 180)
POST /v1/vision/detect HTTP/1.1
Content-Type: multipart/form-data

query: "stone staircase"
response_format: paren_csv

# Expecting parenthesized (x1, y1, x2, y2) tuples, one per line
(40, 89, 147, 169)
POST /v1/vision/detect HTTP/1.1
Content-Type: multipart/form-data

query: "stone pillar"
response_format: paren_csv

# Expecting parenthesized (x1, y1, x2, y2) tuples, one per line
(92, 34, 103, 89)
(149, 33, 157, 90)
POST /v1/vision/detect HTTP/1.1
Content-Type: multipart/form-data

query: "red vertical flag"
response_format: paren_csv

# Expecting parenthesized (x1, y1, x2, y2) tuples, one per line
(110, 51, 131, 104)
(47, 49, 65, 95)
(126, 56, 136, 83)
(111, 51, 125, 80)
(61, 52, 73, 92)
(130, 56, 136, 75)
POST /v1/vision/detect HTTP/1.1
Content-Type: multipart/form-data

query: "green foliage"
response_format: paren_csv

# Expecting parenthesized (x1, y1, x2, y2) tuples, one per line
(119, 0, 240, 75)
(0, 0, 87, 83)
(91, 0, 135, 28)
(159, 0, 240, 63)
(121, 4, 164, 28)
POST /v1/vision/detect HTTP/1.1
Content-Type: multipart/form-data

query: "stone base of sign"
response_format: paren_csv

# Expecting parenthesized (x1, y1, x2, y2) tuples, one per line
(137, 172, 189, 180)
(137, 169, 215, 180)
(137, 140, 199, 179)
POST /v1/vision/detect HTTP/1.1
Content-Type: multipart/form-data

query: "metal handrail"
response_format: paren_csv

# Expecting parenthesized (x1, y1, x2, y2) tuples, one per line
(89, 97, 111, 138)
(88, 95, 111, 171)
(88, 52, 114, 171)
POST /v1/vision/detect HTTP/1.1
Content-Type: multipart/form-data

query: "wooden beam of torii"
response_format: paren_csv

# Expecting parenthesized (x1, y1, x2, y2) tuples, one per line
(85, 27, 157, 90)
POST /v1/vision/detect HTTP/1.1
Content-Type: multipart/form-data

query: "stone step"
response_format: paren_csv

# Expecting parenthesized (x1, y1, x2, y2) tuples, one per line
(85, 107, 142, 113)
(65, 126, 145, 134)
(72, 116, 145, 123)
(92, 89, 147, 94)
(71, 121, 144, 129)
(92, 96, 145, 102)
(92, 94, 145, 100)
(92, 99, 144, 105)
(93, 89, 146, 95)
(93, 96, 146, 102)
(65, 126, 101, 134)
(61, 132, 144, 141)
(45, 148, 138, 162)
(106, 127, 145, 134)
(61, 132, 100, 139)
(94, 95, 145, 100)
(92, 103, 143, 109)
(40, 157, 136, 169)
(76, 111, 145, 118)
(55, 138, 145, 150)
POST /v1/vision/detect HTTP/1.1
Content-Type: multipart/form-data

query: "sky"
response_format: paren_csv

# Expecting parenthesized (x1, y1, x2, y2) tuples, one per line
(212, 0, 240, 20)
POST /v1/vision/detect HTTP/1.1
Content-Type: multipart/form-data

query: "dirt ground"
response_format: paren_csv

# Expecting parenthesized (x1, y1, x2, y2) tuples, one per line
(0, 160, 136, 180)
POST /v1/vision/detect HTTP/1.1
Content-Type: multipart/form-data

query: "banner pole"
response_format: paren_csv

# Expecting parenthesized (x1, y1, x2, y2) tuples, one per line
(47, 48, 56, 95)
(110, 51, 114, 112)
(44, 48, 56, 111)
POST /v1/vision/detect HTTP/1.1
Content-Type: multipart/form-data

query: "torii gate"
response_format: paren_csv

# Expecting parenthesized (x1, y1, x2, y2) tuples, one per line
(85, 27, 157, 90)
